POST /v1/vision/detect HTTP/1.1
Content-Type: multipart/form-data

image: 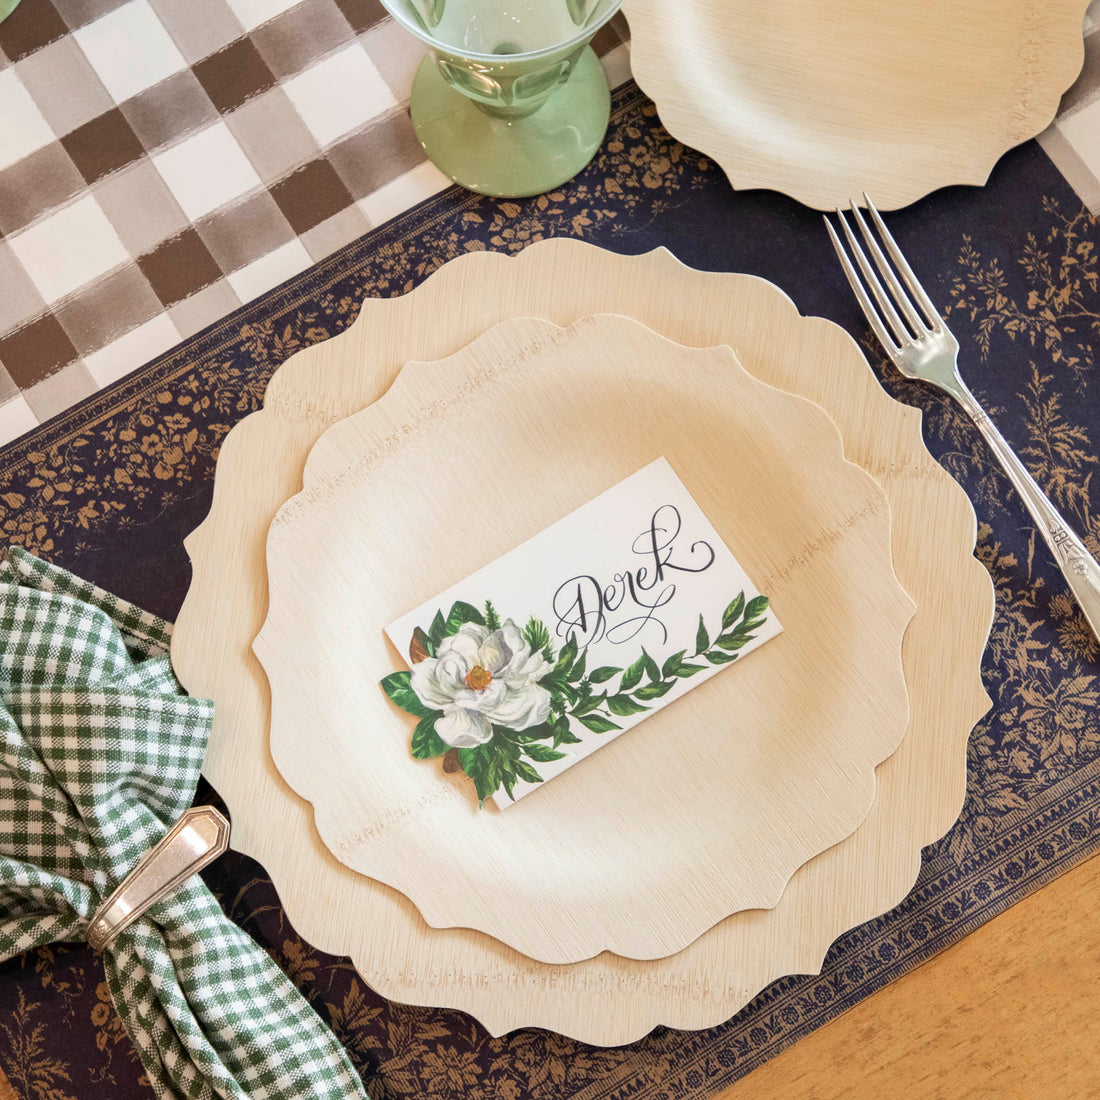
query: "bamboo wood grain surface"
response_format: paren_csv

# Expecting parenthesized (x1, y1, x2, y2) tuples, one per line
(716, 852, 1100, 1100)
(172, 241, 994, 1041)
(255, 314, 916, 966)
(623, 0, 1092, 209)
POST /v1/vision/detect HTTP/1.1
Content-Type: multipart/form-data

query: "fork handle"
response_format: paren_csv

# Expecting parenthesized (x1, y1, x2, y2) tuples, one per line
(954, 383, 1100, 643)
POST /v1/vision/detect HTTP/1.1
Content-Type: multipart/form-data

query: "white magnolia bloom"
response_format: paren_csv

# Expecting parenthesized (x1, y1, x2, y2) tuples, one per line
(411, 619, 553, 748)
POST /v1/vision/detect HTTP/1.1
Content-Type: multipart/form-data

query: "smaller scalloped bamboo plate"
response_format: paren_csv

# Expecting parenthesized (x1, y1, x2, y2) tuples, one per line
(254, 314, 915, 965)
(623, 0, 1090, 210)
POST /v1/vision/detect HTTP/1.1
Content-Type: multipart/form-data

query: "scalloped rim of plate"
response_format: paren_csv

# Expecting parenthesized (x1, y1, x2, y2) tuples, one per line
(622, 0, 1092, 210)
(255, 313, 918, 964)
(173, 239, 994, 1043)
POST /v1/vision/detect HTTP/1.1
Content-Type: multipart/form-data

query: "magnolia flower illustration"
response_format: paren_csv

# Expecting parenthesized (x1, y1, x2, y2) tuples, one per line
(410, 620, 553, 748)
(385, 592, 771, 804)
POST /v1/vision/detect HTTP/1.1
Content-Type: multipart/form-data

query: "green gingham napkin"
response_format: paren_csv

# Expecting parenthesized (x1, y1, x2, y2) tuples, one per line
(0, 548, 368, 1100)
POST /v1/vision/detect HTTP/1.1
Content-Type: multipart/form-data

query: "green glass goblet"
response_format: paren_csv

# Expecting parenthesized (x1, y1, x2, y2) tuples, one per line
(381, 0, 623, 198)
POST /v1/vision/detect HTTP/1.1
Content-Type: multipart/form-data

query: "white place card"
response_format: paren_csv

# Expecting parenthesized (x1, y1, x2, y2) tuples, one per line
(381, 457, 782, 808)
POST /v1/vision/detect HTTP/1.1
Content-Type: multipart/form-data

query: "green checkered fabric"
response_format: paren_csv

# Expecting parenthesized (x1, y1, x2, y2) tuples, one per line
(0, 548, 368, 1100)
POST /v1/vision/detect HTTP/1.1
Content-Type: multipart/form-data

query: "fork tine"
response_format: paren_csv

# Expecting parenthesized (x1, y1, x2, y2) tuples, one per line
(833, 207, 911, 346)
(862, 192, 941, 329)
(823, 216, 900, 354)
(849, 204, 925, 335)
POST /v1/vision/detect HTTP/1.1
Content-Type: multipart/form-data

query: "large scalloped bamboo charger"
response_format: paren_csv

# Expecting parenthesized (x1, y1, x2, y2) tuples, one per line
(172, 241, 993, 1043)
(621, 0, 1091, 209)
(254, 315, 916, 965)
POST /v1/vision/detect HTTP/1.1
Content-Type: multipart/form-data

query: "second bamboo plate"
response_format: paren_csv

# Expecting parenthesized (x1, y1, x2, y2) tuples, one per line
(255, 315, 914, 964)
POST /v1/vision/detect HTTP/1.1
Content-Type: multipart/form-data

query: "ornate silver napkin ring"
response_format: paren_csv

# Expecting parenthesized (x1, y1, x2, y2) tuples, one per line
(86, 806, 231, 953)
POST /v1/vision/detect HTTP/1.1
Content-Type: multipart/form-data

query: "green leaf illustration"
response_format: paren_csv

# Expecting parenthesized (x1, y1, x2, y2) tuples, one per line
(457, 746, 481, 775)
(576, 712, 622, 734)
(722, 592, 746, 629)
(661, 649, 687, 678)
(634, 679, 674, 701)
(606, 693, 650, 716)
(444, 600, 485, 635)
(497, 721, 553, 744)
(541, 671, 579, 708)
(745, 594, 770, 620)
(588, 665, 620, 684)
(409, 625, 434, 663)
(642, 648, 661, 683)
(555, 632, 579, 673)
(705, 649, 740, 665)
(552, 716, 583, 746)
(524, 615, 550, 655)
(695, 613, 710, 655)
(708, 591, 771, 654)
(380, 670, 430, 717)
(566, 647, 587, 683)
(484, 599, 501, 631)
(410, 714, 448, 758)
(619, 655, 645, 692)
(672, 660, 706, 677)
(513, 760, 545, 784)
(487, 757, 505, 799)
(539, 667, 564, 688)
(572, 691, 607, 716)
(458, 746, 496, 804)
(429, 610, 447, 647)
(524, 743, 567, 763)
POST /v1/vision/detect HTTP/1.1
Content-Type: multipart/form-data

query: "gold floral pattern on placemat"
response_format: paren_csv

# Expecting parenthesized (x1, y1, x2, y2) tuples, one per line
(0, 989, 77, 1100)
(0, 84, 1097, 1100)
(0, 946, 151, 1100)
(946, 199, 1099, 391)
(867, 203, 1099, 871)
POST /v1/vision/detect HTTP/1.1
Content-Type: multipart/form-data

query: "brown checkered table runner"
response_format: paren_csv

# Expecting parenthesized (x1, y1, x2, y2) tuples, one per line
(0, 0, 629, 444)
(0, 0, 1095, 449)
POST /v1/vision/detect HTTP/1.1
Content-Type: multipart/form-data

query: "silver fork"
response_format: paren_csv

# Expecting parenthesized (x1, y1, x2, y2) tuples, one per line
(826, 195, 1100, 644)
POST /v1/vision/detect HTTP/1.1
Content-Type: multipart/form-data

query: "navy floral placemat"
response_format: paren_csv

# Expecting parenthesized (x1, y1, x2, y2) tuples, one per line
(0, 82, 1097, 1099)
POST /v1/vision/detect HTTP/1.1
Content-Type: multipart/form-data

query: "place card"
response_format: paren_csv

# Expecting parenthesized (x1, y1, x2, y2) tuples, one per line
(381, 457, 781, 808)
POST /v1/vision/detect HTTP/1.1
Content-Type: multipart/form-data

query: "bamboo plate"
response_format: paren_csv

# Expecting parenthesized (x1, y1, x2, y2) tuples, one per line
(254, 315, 915, 965)
(172, 241, 993, 1042)
(622, 0, 1091, 210)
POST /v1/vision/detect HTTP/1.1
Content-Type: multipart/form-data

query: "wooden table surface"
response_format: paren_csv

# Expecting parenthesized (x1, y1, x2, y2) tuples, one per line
(717, 853, 1100, 1099)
